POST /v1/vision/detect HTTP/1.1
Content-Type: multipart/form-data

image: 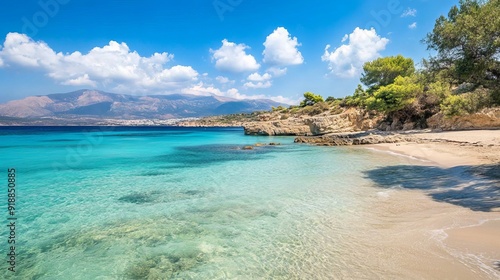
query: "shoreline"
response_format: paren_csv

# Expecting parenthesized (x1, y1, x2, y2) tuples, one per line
(362, 130, 500, 277)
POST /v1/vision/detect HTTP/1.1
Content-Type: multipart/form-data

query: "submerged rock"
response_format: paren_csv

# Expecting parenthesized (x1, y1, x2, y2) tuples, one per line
(118, 191, 161, 204)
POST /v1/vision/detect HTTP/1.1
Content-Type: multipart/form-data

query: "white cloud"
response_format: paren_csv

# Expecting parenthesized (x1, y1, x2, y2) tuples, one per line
(263, 27, 304, 66)
(61, 74, 96, 87)
(216, 76, 228, 83)
(215, 76, 233, 84)
(409, 22, 417, 29)
(247, 72, 272, 82)
(401, 8, 417, 17)
(245, 72, 273, 88)
(210, 39, 260, 72)
(267, 67, 287, 77)
(181, 82, 222, 97)
(244, 81, 272, 89)
(322, 27, 389, 78)
(0, 33, 199, 92)
(182, 82, 294, 104)
(1, 32, 61, 68)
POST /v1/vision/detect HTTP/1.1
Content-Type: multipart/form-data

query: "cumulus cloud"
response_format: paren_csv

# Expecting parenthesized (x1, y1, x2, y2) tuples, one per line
(182, 82, 294, 104)
(267, 67, 287, 77)
(61, 74, 96, 87)
(244, 81, 272, 89)
(247, 72, 272, 82)
(322, 28, 389, 78)
(401, 8, 417, 17)
(263, 27, 303, 66)
(409, 22, 417, 29)
(210, 39, 260, 72)
(0, 32, 198, 92)
(215, 76, 230, 84)
(245, 72, 273, 88)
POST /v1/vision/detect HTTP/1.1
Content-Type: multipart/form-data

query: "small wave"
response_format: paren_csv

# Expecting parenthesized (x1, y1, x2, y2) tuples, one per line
(376, 186, 401, 199)
(431, 218, 500, 279)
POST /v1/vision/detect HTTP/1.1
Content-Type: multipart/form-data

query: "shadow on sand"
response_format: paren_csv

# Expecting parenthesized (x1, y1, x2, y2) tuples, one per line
(364, 164, 500, 212)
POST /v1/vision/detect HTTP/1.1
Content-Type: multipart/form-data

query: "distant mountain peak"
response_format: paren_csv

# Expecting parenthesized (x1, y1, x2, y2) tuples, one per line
(0, 90, 284, 119)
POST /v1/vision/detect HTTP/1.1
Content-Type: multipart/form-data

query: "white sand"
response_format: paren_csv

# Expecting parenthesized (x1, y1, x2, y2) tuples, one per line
(365, 130, 500, 278)
(370, 130, 500, 167)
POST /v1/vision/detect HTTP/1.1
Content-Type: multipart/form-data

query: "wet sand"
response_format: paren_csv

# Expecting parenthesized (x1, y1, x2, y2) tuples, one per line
(365, 130, 500, 279)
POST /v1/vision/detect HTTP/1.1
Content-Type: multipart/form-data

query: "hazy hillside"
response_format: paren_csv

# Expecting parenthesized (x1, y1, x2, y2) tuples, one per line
(0, 90, 284, 119)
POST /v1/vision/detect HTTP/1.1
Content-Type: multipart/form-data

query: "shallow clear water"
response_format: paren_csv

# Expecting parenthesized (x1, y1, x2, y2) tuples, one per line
(0, 126, 493, 279)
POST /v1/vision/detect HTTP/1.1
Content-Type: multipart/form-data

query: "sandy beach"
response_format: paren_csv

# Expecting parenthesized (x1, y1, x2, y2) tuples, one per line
(366, 129, 500, 278)
(368, 130, 500, 167)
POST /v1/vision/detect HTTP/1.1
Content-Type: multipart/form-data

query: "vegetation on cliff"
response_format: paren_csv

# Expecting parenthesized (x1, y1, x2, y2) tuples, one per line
(181, 0, 499, 131)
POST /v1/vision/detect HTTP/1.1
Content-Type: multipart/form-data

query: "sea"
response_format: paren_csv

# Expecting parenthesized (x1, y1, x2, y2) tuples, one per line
(0, 126, 498, 279)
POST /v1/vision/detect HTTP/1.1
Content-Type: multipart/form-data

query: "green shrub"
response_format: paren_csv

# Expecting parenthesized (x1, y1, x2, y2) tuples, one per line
(289, 107, 300, 114)
(272, 106, 286, 112)
(427, 81, 452, 100)
(441, 95, 471, 116)
(440, 88, 493, 117)
(344, 84, 370, 107)
(300, 92, 324, 107)
(367, 76, 422, 112)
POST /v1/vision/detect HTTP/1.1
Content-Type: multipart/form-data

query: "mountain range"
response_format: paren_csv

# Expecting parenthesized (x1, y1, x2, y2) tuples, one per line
(0, 90, 284, 120)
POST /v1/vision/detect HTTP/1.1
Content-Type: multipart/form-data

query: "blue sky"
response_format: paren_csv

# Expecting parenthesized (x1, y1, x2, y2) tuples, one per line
(0, 0, 458, 104)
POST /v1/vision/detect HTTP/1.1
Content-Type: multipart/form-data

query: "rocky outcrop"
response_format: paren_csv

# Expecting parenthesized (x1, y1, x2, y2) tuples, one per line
(294, 131, 418, 146)
(244, 108, 382, 136)
(427, 108, 500, 130)
(243, 118, 311, 136)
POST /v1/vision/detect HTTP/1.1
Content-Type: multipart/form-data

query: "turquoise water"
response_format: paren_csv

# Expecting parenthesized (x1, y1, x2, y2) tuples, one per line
(0, 127, 428, 279)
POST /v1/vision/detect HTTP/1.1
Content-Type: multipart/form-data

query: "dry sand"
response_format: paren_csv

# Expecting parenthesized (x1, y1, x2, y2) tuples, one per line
(372, 129, 500, 167)
(365, 129, 500, 279)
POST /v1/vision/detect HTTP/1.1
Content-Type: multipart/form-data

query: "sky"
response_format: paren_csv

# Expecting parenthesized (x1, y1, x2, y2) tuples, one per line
(0, 0, 459, 104)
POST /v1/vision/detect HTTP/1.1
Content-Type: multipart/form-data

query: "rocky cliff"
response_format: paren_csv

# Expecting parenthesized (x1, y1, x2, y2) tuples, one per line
(427, 108, 500, 130)
(243, 108, 383, 136)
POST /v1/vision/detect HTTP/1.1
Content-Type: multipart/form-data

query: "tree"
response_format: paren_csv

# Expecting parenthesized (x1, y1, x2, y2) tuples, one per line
(366, 76, 422, 112)
(360, 55, 415, 92)
(300, 92, 324, 107)
(424, 0, 500, 92)
(325, 96, 335, 102)
(344, 84, 370, 107)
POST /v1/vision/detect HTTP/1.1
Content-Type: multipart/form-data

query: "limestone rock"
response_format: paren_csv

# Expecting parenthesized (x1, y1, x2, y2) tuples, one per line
(244, 108, 383, 136)
(294, 131, 417, 146)
(427, 108, 500, 130)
